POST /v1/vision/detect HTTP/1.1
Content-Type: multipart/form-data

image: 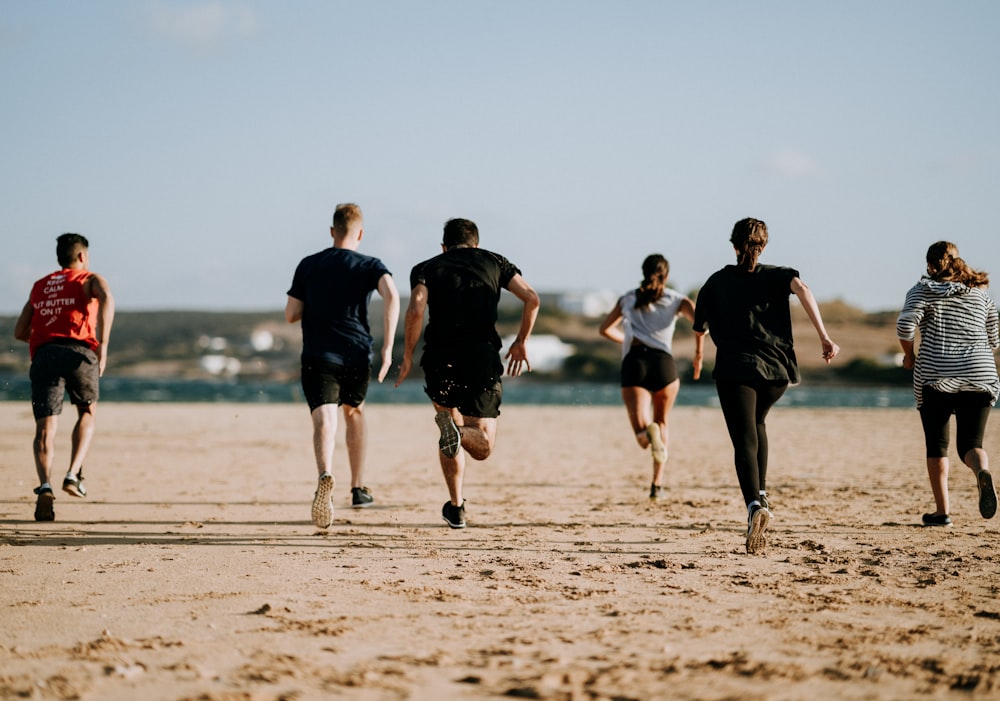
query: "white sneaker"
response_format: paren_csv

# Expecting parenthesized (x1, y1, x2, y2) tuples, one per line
(746, 505, 771, 555)
(311, 473, 334, 528)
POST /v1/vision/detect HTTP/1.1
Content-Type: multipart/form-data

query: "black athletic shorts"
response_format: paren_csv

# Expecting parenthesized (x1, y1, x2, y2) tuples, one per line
(620, 345, 678, 392)
(421, 344, 503, 418)
(30, 341, 100, 419)
(301, 359, 371, 411)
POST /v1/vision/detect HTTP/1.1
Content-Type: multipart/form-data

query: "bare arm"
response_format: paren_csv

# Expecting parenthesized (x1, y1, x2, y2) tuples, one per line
(504, 274, 540, 377)
(285, 295, 304, 324)
(898, 338, 916, 370)
(14, 301, 32, 343)
(395, 283, 428, 387)
(691, 310, 706, 383)
(88, 273, 115, 376)
(790, 277, 839, 364)
(598, 301, 625, 344)
(376, 273, 400, 383)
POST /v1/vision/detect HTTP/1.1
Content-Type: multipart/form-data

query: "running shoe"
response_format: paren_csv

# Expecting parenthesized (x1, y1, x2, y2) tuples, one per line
(922, 513, 952, 526)
(746, 504, 771, 554)
(649, 484, 665, 500)
(62, 473, 87, 498)
(442, 500, 466, 529)
(758, 490, 770, 511)
(34, 486, 55, 522)
(977, 470, 997, 519)
(435, 411, 461, 458)
(351, 486, 374, 508)
(311, 473, 334, 528)
(646, 424, 667, 463)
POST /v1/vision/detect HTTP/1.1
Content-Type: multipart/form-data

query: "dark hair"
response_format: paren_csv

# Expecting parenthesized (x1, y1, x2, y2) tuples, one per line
(56, 233, 89, 267)
(634, 254, 669, 308)
(442, 218, 479, 249)
(332, 203, 363, 236)
(926, 241, 989, 287)
(730, 217, 768, 272)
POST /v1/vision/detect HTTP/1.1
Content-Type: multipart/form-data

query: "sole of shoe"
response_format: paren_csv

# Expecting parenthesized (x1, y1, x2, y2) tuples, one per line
(646, 424, 667, 464)
(311, 474, 334, 528)
(63, 479, 86, 498)
(746, 507, 771, 554)
(435, 412, 461, 459)
(35, 492, 55, 522)
(978, 470, 997, 519)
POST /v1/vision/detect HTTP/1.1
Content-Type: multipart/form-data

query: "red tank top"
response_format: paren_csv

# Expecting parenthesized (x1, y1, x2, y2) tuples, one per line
(28, 268, 99, 359)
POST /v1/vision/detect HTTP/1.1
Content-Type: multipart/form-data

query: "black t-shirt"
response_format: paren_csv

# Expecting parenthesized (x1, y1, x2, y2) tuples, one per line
(409, 247, 520, 351)
(287, 247, 390, 367)
(692, 264, 800, 383)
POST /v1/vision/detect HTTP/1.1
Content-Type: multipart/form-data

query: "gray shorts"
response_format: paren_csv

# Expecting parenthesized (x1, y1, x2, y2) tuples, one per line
(30, 342, 100, 419)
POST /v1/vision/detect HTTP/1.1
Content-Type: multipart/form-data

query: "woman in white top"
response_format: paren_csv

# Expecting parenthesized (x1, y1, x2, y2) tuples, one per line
(897, 241, 999, 526)
(600, 254, 704, 498)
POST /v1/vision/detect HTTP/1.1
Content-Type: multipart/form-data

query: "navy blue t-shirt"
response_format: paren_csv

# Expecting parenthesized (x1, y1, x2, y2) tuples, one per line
(692, 264, 800, 383)
(287, 247, 391, 367)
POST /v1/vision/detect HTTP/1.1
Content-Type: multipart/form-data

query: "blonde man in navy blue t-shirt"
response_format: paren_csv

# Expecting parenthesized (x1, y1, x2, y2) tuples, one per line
(286, 203, 400, 528)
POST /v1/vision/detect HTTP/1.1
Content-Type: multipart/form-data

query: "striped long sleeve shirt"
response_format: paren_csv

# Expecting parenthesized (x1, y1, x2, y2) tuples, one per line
(896, 278, 1000, 408)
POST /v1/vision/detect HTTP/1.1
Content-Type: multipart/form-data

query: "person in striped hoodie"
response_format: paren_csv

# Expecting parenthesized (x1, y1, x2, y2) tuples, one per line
(897, 241, 1000, 526)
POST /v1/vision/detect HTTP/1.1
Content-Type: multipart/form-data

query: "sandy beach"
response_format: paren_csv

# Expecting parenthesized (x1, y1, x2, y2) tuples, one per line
(2, 401, 999, 700)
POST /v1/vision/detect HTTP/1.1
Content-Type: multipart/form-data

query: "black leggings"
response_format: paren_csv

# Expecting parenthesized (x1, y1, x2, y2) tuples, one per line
(716, 380, 788, 506)
(919, 386, 992, 459)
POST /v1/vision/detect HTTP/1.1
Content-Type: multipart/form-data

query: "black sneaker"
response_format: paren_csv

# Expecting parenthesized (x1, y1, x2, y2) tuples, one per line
(977, 470, 997, 519)
(746, 504, 771, 554)
(435, 411, 461, 458)
(62, 473, 87, 498)
(351, 486, 374, 508)
(922, 513, 952, 526)
(34, 487, 55, 522)
(442, 500, 466, 529)
(649, 484, 665, 500)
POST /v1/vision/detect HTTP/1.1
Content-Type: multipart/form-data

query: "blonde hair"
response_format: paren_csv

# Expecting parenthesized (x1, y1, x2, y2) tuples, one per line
(926, 241, 989, 287)
(730, 218, 768, 272)
(332, 203, 363, 237)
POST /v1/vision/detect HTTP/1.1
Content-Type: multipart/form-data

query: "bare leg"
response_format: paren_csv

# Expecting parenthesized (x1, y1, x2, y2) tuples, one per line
(311, 404, 339, 476)
(343, 403, 366, 488)
(926, 457, 950, 515)
(33, 415, 58, 487)
(962, 447, 988, 473)
(649, 380, 680, 486)
(964, 447, 996, 519)
(67, 404, 96, 479)
(433, 404, 498, 506)
(622, 387, 652, 449)
(458, 415, 497, 462)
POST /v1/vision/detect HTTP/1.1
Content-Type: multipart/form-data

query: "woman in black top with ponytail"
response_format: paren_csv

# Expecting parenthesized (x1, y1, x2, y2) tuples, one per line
(693, 218, 839, 554)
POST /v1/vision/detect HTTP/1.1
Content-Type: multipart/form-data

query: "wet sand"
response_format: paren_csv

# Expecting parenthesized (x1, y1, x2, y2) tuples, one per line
(1, 402, 999, 700)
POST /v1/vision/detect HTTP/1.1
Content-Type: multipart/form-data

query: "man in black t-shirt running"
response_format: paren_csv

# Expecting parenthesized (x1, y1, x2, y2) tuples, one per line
(396, 218, 539, 528)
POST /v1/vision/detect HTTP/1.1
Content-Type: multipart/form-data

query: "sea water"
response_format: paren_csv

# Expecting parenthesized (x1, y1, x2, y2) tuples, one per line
(0, 375, 920, 408)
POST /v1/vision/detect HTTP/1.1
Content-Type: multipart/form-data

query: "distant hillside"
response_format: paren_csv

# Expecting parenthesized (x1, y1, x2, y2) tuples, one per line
(0, 299, 939, 386)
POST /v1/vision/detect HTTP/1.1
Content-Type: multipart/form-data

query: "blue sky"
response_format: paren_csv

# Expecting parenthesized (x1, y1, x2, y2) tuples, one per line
(2, 1, 997, 315)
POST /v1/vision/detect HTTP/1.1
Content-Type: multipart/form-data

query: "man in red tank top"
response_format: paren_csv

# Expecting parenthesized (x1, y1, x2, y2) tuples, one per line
(14, 234, 115, 521)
